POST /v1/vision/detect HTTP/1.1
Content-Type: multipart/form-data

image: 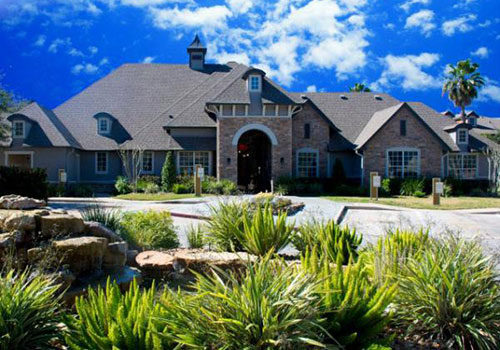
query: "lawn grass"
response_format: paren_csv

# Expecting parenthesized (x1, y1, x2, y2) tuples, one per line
(323, 195, 500, 210)
(115, 192, 209, 201)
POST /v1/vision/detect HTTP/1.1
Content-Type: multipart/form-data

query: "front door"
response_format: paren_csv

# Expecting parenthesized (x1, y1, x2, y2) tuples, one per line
(7, 153, 32, 169)
(237, 130, 272, 192)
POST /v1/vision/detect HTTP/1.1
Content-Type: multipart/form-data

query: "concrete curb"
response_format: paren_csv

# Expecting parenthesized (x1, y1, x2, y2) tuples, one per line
(170, 212, 211, 221)
(334, 204, 401, 224)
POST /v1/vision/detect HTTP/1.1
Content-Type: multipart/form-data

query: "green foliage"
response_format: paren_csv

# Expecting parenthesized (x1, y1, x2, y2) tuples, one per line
(413, 190, 426, 198)
(0, 86, 29, 142)
(293, 219, 362, 264)
(0, 270, 62, 350)
(115, 176, 132, 194)
(400, 178, 425, 196)
(187, 224, 205, 249)
(275, 176, 324, 195)
(205, 201, 249, 251)
(65, 278, 165, 350)
(484, 130, 500, 144)
(233, 204, 294, 256)
(161, 151, 177, 192)
(442, 182, 453, 197)
(0, 166, 49, 199)
(80, 205, 123, 232)
(202, 177, 239, 195)
(172, 183, 191, 194)
(381, 178, 401, 196)
(120, 210, 179, 249)
(349, 83, 371, 92)
(143, 182, 160, 194)
(301, 250, 396, 349)
(159, 253, 324, 349)
(332, 158, 347, 184)
(393, 236, 500, 349)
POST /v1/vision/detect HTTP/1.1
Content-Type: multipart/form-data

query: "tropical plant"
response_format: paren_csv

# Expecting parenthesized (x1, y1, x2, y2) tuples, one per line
(442, 59, 485, 122)
(301, 249, 397, 349)
(205, 201, 250, 251)
(187, 224, 205, 249)
(399, 178, 425, 196)
(115, 175, 132, 194)
(349, 83, 371, 92)
(0, 270, 63, 350)
(293, 219, 362, 264)
(65, 278, 166, 350)
(233, 204, 294, 256)
(161, 151, 176, 192)
(120, 210, 178, 249)
(159, 253, 324, 349)
(393, 236, 500, 349)
(80, 204, 123, 232)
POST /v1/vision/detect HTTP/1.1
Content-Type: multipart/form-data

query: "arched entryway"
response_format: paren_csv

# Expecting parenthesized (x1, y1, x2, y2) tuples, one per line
(237, 130, 272, 192)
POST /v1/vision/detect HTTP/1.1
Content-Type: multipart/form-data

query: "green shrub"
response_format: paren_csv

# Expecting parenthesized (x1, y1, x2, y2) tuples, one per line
(275, 184, 289, 195)
(187, 224, 205, 249)
(442, 182, 453, 197)
(67, 184, 94, 197)
(203, 178, 239, 195)
(205, 201, 249, 251)
(161, 151, 176, 191)
(0, 166, 49, 199)
(0, 270, 63, 350)
(159, 253, 324, 349)
(293, 219, 362, 264)
(413, 190, 426, 198)
(65, 278, 165, 350)
(333, 184, 365, 196)
(172, 183, 191, 194)
(144, 182, 160, 194)
(115, 176, 132, 194)
(233, 204, 294, 256)
(393, 236, 500, 349)
(400, 178, 425, 196)
(381, 178, 402, 196)
(120, 210, 178, 249)
(80, 205, 122, 232)
(301, 250, 396, 349)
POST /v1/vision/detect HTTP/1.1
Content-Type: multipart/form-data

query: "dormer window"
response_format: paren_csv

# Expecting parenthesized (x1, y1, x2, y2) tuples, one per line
(457, 129, 468, 144)
(98, 118, 110, 135)
(467, 117, 477, 126)
(249, 75, 261, 92)
(13, 121, 25, 138)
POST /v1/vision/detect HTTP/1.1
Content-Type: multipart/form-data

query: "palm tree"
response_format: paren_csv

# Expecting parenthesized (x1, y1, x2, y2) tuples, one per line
(349, 83, 371, 92)
(442, 59, 485, 123)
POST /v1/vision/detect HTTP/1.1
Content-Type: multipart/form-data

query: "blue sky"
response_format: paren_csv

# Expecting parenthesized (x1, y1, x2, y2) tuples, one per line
(1, 0, 499, 116)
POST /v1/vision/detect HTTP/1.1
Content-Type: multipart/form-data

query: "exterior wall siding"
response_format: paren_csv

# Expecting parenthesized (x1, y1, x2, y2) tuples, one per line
(361, 106, 446, 184)
(79, 150, 122, 183)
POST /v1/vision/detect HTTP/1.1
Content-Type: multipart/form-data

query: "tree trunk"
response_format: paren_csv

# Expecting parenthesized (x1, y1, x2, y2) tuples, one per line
(460, 106, 466, 123)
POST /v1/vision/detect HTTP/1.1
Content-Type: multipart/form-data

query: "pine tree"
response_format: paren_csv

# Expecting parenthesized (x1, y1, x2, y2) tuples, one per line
(161, 151, 176, 191)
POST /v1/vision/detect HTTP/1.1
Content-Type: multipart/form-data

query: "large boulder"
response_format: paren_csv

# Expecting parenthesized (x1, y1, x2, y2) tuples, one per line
(0, 195, 46, 210)
(135, 251, 176, 278)
(40, 214, 85, 238)
(103, 241, 128, 270)
(53, 237, 108, 276)
(3, 212, 36, 232)
(173, 249, 256, 274)
(85, 221, 122, 242)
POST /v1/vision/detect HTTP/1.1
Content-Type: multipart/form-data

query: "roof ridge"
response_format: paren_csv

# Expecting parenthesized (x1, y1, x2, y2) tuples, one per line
(208, 64, 250, 104)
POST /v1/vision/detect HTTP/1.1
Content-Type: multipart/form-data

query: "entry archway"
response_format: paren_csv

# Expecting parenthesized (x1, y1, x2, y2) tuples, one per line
(236, 130, 272, 192)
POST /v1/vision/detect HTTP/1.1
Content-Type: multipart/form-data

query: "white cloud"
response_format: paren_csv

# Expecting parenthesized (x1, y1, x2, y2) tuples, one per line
(478, 79, 500, 104)
(453, 0, 476, 9)
(471, 47, 489, 58)
(405, 10, 436, 36)
(400, 0, 431, 12)
(120, 0, 191, 7)
(371, 53, 441, 91)
(99, 57, 109, 65)
(226, 0, 253, 14)
(306, 85, 317, 92)
(89, 46, 99, 55)
(48, 37, 71, 53)
(442, 14, 476, 36)
(213, 52, 250, 65)
(142, 56, 156, 63)
(150, 5, 232, 32)
(72, 63, 99, 75)
(68, 48, 84, 57)
(34, 35, 46, 47)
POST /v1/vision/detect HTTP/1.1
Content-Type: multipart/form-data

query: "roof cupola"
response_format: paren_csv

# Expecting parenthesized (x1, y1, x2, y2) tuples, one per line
(187, 35, 207, 70)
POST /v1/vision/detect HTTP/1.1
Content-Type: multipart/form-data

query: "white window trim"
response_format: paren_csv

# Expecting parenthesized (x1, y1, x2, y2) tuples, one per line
(141, 151, 155, 174)
(248, 75, 261, 92)
(176, 151, 212, 176)
(4, 151, 34, 168)
(447, 153, 478, 179)
(12, 121, 25, 138)
(95, 151, 109, 174)
(296, 148, 319, 178)
(385, 147, 421, 178)
(97, 117, 110, 135)
(457, 129, 468, 145)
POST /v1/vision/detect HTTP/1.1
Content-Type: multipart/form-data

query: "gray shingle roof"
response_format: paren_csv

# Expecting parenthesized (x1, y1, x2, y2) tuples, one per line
(354, 103, 404, 149)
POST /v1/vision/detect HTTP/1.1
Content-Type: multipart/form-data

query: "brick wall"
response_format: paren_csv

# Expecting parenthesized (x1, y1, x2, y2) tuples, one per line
(362, 105, 445, 183)
(292, 103, 331, 177)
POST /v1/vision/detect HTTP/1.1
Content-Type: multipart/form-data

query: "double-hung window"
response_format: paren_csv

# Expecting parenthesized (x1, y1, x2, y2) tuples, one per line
(297, 149, 318, 178)
(249, 75, 261, 92)
(457, 129, 468, 144)
(386, 148, 420, 178)
(98, 118, 110, 134)
(178, 151, 210, 176)
(96, 152, 108, 174)
(448, 154, 477, 179)
(13, 121, 25, 138)
(142, 151, 154, 173)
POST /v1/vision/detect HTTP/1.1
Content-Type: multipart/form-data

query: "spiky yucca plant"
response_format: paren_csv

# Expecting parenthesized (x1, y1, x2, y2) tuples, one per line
(394, 236, 500, 349)
(0, 270, 63, 350)
(293, 219, 362, 264)
(80, 204, 122, 232)
(159, 253, 324, 350)
(65, 278, 165, 350)
(234, 204, 294, 256)
(187, 224, 205, 249)
(301, 249, 396, 349)
(205, 201, 250, 251)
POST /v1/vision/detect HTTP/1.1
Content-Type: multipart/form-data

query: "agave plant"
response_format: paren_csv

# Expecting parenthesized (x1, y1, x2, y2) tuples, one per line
(159, 253, 324, 350)
(0, 270, 63, 350)
(234, 204, 294, 256)
(65, 278, 165, 350)
(293, 219, 362, 264)
(393, 236, 500, 349)
(301, 248, 396, 349)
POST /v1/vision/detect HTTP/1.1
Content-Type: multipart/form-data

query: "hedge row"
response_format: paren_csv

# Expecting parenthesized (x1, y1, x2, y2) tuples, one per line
(0, 166, 49, 200)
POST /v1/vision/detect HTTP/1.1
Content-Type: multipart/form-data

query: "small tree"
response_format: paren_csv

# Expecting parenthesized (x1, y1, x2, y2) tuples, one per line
(483, 146, 500, 195)
(161, 151, 176, 191)
(349, 83, 371, 92)
(0, 86, 29, 141)
(118, 147, 143, 192)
